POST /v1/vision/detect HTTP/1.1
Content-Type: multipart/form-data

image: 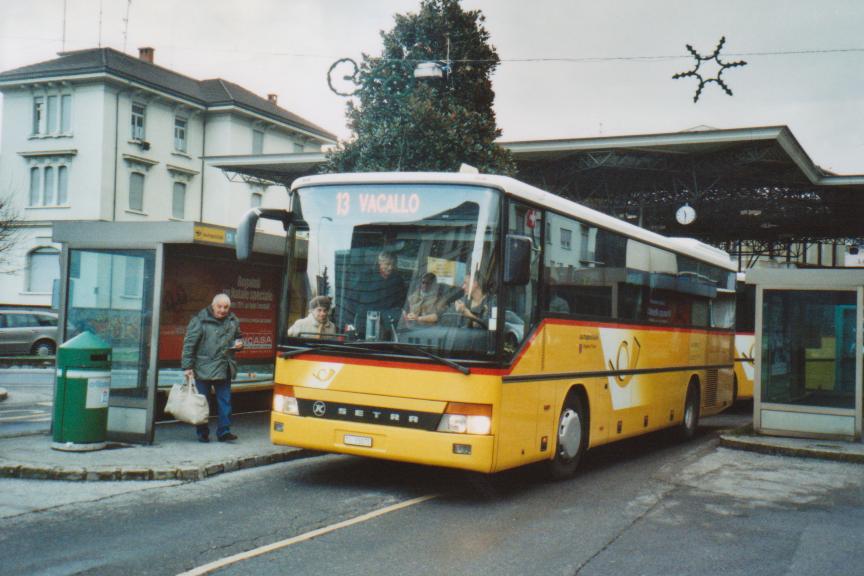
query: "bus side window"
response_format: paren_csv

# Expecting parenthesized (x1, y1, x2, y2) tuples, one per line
(543, 213, 619, 319)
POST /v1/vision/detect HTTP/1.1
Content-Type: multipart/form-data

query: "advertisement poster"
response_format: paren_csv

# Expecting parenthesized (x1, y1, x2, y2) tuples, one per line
(159, 255, 280, 362)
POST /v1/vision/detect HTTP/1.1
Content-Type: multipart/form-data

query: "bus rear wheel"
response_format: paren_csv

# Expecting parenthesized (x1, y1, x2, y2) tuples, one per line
(547, 393, 586, 480)
(679, 380, 700, 440)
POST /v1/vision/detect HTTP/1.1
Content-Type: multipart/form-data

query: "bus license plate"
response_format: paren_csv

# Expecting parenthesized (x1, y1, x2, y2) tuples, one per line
(344, 434, 373, 447)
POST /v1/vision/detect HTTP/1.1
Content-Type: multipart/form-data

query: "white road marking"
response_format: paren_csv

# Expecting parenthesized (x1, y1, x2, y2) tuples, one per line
(0, 411, 51, 422)
(177, 493, 437, 576)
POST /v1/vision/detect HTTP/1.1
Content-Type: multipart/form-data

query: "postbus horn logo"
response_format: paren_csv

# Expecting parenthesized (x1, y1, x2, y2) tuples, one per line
(313, 368, 336, 382)
(609, 336, 641, 386)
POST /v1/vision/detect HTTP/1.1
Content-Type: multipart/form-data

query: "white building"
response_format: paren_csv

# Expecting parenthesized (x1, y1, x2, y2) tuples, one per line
(0, 46, 336, 307)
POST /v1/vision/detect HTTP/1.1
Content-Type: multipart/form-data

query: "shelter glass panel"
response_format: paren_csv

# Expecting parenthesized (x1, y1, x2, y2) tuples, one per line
(761, 289, 856, 409)
(66, 249, 156, 399)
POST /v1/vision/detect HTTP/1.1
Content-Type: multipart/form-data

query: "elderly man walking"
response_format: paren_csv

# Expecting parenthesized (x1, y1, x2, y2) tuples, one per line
(181, 293, 243, 442)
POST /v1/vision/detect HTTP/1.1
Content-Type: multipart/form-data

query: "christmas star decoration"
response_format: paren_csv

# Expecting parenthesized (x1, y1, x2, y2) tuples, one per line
(673, 37, 747, 102)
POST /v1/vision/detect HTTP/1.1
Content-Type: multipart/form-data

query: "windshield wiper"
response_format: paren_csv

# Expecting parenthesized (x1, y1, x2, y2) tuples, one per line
(281, 340, 471, 375)
(280, 341, 368, 358)
(356, 341, 471, 375)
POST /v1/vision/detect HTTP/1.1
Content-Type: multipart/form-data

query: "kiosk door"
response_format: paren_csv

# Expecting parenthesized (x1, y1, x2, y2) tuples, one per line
(65, 249, 156, 443)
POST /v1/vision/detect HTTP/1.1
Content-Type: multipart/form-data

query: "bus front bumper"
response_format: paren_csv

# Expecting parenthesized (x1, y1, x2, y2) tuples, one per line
(271, 412, 496, 473)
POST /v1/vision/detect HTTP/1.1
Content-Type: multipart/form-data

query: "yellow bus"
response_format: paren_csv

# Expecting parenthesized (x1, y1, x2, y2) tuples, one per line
(733, 275, 756, 401)
(237, 172, 736, 478)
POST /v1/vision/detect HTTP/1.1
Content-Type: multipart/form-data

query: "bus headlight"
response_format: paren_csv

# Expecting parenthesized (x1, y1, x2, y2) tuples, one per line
(437, 403, 492, 435)
(273, 385, 299, 415)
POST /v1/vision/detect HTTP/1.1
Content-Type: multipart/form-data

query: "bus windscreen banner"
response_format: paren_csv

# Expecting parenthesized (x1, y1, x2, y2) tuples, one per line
(158, 255, 279, 361)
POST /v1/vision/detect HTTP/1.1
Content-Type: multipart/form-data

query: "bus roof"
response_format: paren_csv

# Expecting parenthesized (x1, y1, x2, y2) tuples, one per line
(292, 172, 737, 271)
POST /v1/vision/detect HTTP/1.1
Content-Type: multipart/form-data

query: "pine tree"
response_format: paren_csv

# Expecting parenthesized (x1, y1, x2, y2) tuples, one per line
(323, 0, 515, 175)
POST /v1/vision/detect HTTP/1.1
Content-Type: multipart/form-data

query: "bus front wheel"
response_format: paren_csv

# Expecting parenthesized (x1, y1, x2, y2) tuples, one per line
(547, 393, 587, 480)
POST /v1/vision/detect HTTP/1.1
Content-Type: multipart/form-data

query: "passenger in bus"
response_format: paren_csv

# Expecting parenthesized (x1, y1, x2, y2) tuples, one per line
(370, 251, 406, 308)
(343, 250, 407, 336)
(403, 272, 448, 325)
(454, 277, 492, 329)
(287, 296, 337, 338)
(548, 289, 571, 314)
(545, 275, 571, 314)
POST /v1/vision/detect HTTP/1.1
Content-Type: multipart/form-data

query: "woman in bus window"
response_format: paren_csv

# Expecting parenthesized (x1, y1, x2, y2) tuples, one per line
(287, 296, 337, 338)
(455, 277, 492, 329)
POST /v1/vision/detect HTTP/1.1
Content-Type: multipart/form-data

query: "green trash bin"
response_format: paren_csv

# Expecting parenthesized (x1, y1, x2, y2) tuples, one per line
(51, 331, 112, 452)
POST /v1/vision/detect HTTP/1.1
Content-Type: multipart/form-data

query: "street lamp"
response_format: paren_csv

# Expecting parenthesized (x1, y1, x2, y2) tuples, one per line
(317, 216, 332, 270)
(413, 61, 445, 79)
(413, 35, 451, 80)
(316, 216, 333, 297)
(329, 36, 451, 95)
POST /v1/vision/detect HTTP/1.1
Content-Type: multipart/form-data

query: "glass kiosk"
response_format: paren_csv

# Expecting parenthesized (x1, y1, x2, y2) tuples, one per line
(749, 268, 863, 441)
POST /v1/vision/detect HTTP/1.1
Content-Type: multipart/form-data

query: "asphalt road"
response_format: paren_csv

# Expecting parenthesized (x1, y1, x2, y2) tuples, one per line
(0, 369, 53, 436)
(3, 407, 864, 576)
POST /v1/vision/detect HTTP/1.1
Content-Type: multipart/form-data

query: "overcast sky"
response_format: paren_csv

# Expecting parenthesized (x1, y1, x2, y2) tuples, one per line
(1, 0, 862, 172)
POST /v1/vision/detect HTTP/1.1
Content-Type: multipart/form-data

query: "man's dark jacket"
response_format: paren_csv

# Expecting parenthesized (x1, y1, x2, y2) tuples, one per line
(181, 306, 242, 381)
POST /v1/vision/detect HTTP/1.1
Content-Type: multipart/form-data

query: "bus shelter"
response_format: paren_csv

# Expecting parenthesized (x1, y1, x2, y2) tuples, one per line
(52, 221, 289, 444)
(749, 269, 863, 441)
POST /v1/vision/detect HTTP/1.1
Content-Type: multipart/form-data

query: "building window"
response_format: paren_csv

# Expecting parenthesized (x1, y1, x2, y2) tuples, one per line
(560, 228, 572, 251)
(131, 103, 146, 140)
(252, 129, 264, 154)
(60, 95, 71, 132)
(28, 165, 69, 206)
(27, 247, 60, 292)
(579, 224, 590, 262)
(43, 167, 55, 205)
(172, 182, 186, 219)
(174, 117, 187, 152)
(46, 96, 58, 133)
(250, 191, 263, 208)
(57, 166, 68, 204)
(123, 257, 143, 298)
(32, 96, 44, 134)
(32, 94, 72, 135)
(129, 172, 145, 211)
(29, 168, 41, 205)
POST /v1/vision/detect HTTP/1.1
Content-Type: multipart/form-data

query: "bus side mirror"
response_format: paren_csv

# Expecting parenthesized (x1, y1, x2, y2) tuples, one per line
(236, 208, 293, 261)
(504, 234, 532, 285)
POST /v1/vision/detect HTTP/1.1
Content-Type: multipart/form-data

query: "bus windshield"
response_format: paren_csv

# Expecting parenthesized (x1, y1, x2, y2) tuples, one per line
(288, 183, 501, 360)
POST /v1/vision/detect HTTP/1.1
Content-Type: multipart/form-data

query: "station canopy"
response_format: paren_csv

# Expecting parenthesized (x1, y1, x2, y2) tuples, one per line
(211, 125, 864, 249)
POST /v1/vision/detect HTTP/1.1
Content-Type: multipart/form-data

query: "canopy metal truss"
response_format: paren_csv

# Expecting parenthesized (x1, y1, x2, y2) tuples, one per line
(211, 152, 327, 188)
(210, 126, 864, 266)
(507, 127, 864, 254)
(222, 170, 285, 187)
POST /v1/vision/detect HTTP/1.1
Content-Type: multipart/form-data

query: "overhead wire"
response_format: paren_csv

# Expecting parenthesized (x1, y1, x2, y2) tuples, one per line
(1, 34, 862, 63)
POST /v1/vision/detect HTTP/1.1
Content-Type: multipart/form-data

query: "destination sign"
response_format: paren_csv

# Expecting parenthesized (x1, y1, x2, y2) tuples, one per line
(336, 191, 420, 216)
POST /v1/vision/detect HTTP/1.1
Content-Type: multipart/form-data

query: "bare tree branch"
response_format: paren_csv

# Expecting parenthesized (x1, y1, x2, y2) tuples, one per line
(0, 194, 22, 267)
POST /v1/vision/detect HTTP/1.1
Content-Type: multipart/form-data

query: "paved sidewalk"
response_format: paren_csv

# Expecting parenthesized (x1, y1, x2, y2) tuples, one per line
(720, 425, 864, 464)
(0, 411, 315, 482)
